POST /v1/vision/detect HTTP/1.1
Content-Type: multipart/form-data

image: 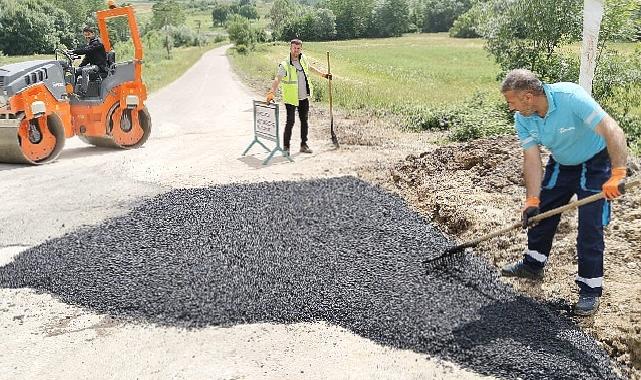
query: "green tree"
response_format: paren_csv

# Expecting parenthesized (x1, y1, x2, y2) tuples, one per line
(277, 8, 336, 41)
(324, 0, 374, 39)
(0, 0, 74, 55)
(212, 3, 231, 26)
(314, 8, 338, 40)
(421, 0, 473, 33)
(369, 0, 410, 37)
(50, 0, 103, 28)
(269, 0, 302, 32)
(408, 0, 425, 32)
(226, 14, 256, 48)
(187, 0, 217, 11)
(449, 3, 481, 38)
(150, 0, 187, 30)
(477, 0, 582, 82)
(239, 4, 259, 20)
(598, 0, 639, 48)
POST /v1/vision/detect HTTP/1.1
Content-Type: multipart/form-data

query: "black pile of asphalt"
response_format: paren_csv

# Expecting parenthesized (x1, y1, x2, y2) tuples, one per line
(0, 176, 621, 379)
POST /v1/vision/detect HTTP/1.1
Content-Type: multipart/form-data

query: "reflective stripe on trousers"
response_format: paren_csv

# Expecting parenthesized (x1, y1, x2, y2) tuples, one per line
(523, 149, 610, 296)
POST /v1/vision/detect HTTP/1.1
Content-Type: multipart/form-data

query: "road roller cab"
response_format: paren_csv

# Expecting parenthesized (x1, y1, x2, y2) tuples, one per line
(0, 4, 151, 165)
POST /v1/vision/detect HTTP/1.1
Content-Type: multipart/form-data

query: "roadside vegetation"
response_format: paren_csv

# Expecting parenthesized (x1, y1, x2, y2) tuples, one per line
(226, 0, 641, 154)
(229, 34, 514, 141)
(1, 0, 640, 152)
(0, 0, 227, 93)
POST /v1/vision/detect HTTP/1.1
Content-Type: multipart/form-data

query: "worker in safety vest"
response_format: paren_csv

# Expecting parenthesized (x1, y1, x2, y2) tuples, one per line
(266, 39, 332, 155)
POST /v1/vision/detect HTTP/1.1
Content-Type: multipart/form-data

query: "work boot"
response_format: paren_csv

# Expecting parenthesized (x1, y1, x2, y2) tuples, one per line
(574, 295, 600, 316)
(283, 147, 290, 157)
(501, 259, 544, 280)
(300, 144, 313, 154)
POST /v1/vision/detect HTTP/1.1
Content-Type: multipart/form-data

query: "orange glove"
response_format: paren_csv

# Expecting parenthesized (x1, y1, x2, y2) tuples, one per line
(522, 196, 540, 229)
(602, 167, 626, 199)
(266, 91, 274, 103)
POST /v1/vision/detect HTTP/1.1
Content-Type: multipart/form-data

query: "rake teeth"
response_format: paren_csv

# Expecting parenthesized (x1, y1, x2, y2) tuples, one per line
(423, 246, 474, 271)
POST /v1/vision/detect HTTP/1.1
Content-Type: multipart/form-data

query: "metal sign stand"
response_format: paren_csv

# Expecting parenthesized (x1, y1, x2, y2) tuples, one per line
(242, 100, 292, 165)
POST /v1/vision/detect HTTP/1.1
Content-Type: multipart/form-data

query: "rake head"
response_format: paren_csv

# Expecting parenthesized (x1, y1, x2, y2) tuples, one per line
(423, 245, 472, 270)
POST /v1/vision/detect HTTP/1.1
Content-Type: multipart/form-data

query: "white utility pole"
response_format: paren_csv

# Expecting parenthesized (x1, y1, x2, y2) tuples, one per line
(579, 0, 605, 95)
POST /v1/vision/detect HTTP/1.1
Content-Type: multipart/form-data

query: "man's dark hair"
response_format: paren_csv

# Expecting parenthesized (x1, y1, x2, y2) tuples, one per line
(501, 69, 544, 95)
(290, 39, 303, 46)
(83, 26, 96, 34)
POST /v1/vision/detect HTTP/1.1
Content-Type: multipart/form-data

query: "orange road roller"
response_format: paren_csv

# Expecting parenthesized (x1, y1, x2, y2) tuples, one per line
(0, 4, 151, 165)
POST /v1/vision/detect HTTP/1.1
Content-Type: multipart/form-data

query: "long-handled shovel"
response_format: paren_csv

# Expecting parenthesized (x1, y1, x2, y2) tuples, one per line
(327, 51, 339, 148)
(424, 178, 640, 267)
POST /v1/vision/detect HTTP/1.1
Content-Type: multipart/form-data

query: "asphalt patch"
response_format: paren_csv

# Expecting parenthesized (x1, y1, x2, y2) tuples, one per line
(0, 176, 622, 379)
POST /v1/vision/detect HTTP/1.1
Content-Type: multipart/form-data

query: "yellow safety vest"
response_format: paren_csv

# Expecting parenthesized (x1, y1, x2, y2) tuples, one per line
(280, 54, 313, 106)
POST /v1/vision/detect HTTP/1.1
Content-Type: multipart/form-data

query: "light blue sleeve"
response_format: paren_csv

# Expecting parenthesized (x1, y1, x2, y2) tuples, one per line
(571, 87, 607, 130)
(515, 115, 538, 150)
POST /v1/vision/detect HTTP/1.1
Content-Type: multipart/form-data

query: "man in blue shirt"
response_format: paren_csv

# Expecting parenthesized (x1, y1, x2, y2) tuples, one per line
(500, 69, 628, 316)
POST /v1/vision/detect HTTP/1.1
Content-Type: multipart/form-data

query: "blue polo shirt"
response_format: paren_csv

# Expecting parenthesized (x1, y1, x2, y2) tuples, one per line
(515, 82, 607, 165)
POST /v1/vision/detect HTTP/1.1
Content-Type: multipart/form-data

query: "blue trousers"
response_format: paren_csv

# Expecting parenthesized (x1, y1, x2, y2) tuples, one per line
(523, 149, 611, 296)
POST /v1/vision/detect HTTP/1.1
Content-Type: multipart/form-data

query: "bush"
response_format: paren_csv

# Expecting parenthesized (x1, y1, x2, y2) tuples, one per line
(187, 0, 217, 11)
(477, 0, 582, 82)
(167, 25, 206, 47)
(449, 6, 480, 38)
(0, 0, 75, 55)
(238, 4, 259, 20)
(226, 15, 254, 46)
(383, 92, 513, 142)
(226, 15, 265, 50)
(150, 0, 187, 30)
(276, 8, 337, 41)
(368, 0, 411, 38)
(422, 0, 474, 33)
(594, 50, 641, 154)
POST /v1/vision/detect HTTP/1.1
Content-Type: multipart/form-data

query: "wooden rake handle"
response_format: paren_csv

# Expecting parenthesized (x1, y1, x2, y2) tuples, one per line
(451, 178, 640, 252)
(326, 51, 333, 115)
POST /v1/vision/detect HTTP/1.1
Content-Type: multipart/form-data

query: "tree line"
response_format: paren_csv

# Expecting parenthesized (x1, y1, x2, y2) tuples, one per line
(0, 0, 209, 57)
(0, 0, 104, 55)
(265, 0, 475, 42)
(261, 0, 641, 43)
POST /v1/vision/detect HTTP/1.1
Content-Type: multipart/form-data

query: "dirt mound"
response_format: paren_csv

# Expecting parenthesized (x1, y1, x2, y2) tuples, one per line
(390, 136, 524, 237)
(388, 136, 641, 379)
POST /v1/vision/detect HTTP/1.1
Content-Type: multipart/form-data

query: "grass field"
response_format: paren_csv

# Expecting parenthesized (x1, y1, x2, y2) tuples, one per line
(231, 34, 641, 110)
(230, 33, 502, 112)
(230, 34, 641, 152)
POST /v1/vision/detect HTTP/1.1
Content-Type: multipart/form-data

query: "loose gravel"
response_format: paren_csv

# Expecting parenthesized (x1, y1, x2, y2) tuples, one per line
(0, 176, 621, 379)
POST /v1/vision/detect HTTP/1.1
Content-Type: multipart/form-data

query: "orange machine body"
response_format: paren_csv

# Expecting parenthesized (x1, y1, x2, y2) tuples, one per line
(0, 4, 151, 165)
(70, 5, 148, 147)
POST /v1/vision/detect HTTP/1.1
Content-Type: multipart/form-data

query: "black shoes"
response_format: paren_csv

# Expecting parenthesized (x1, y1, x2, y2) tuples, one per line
(283, 144, 311, 156)
(501, 259, 544, 280)
(300, 144, 313, 154)
(574, 295, 600, 316)
(502, 260, 600, 316)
